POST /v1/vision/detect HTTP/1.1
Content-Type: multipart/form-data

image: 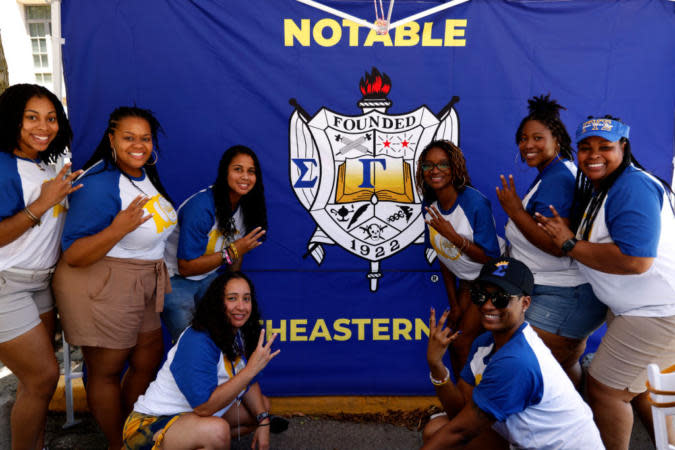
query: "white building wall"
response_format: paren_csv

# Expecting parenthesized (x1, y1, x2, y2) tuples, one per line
(0, 1, 38, 85)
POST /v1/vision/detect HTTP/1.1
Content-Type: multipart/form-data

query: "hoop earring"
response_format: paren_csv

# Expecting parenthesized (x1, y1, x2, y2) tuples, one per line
(111, 146, 117, 163)
(146, 149, 158, 166)
(515, 150, 523, 164)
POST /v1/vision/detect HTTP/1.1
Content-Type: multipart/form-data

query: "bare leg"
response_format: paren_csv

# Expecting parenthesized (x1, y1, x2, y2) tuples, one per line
(0, 322, 59, 450)
(221, 395, 264, 438)
(121, 328, 163, 417)
(161, 414, 231, 450)
(586, 374, 636, 450)
(450, 301, 483, 380)
(531, 326, 586, 388)
(82, 346, 131, 450)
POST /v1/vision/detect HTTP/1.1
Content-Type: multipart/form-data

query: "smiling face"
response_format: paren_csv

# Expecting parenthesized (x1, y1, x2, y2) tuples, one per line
(477, 283, 529, 338)
(422, 147, 454, 193)
(518, 120, 558, 171)
(227, 153, 257, 205)
(108, 116, 153, 177)
(577, 136, 625, 188)
(17, 96, 59, 159)
(224, 277, 253, 329)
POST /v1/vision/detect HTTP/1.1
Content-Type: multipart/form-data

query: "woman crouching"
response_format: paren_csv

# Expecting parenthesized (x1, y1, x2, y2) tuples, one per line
(123, 271, 280, 450)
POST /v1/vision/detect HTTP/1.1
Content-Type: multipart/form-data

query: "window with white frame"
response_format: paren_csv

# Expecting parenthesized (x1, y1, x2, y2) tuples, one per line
(24, 5, 52, 86)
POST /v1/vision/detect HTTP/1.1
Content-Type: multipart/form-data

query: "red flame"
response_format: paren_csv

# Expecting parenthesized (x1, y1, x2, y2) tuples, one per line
(359, 67, 392, 98)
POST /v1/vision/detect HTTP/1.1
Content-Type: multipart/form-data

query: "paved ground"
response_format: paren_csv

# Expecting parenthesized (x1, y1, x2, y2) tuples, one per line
(0, 369, 655, 450)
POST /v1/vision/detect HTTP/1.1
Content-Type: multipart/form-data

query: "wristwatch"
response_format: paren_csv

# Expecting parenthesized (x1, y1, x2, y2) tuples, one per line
(561, 237, 578, 255)
(256, 411, 271, 423)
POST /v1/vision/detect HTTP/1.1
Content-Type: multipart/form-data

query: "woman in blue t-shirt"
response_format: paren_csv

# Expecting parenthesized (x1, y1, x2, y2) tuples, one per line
(53, 106, 177, 449)
(538, 115, 675, 449)
(0, 84, 80, 449)
(416, 140, 501, 377)
(162, 146, 267, 340)
(123, 271, 280, 450)
(496, 95, 605, 387)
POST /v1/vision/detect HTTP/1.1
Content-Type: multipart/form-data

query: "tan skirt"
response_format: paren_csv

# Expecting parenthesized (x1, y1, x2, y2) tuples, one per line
(53, 256, 171, 349)
(588, 310, 675, 393)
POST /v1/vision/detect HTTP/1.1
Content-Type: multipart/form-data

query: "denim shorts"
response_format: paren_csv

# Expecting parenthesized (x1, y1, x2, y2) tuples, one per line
(525, 283, 607, 340)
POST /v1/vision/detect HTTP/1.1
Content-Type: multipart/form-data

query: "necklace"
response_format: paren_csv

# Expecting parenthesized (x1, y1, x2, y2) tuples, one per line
(14, 149, 45, 171)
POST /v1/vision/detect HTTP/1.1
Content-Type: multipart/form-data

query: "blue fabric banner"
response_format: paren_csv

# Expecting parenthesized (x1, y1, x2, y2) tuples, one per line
(62, 0, 675, 395)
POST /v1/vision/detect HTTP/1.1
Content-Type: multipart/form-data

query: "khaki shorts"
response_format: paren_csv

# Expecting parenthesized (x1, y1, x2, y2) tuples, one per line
(53, 257, 171, 349)
(588, 310, 675, 393)
(0, 268, 54, 343)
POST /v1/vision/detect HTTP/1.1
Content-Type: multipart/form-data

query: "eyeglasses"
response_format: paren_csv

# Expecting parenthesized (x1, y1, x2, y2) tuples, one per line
(470, 286, 518, 309)
(420, 161, 451, 172)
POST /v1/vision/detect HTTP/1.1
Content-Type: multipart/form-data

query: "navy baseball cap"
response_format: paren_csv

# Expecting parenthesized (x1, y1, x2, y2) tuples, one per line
(575, 117, 630, 143)
(476, 257, 534, 296)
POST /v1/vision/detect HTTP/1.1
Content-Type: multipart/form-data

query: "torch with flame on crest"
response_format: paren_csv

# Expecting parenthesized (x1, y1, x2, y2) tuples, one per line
(289, 68, 460, 292)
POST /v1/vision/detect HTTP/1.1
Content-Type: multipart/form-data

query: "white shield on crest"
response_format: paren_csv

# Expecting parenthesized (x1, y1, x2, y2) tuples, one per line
(289, 70, 459, 291)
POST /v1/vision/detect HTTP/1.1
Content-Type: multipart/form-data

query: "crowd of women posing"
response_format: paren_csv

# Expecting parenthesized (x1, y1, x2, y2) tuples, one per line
(1, 82, 674, 450)
(419, 94, 675, 449)
(0, 84, 273, 450)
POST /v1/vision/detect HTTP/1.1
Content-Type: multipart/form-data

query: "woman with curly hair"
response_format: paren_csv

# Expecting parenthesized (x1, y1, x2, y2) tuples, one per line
(123, 271, 280, 450)
(53, 106, 177, 449)
(538, 115, 675, 448)
(163, 145, 267, 340)
(0, 83, 81, 449)
(496, 95, 606, 387)
(416, 140, 501, 378)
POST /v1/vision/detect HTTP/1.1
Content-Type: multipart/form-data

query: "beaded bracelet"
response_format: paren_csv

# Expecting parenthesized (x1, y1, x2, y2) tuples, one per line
(221, 246, 232, 265)
(23, 207, 41, 227)
(229, 242, 240, 261)
(430, 366, 450, 386)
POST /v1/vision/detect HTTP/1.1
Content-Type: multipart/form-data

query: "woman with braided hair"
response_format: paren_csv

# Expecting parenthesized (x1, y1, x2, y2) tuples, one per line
(496, 95, 606, 387)
(416, 140, 501, 378)
(537, 115, 675, 449)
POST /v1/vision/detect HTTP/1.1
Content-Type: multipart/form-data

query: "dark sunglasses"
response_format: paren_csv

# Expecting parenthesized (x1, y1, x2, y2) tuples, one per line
(470, 286, 518, 309)
(420, 161, 451, 172)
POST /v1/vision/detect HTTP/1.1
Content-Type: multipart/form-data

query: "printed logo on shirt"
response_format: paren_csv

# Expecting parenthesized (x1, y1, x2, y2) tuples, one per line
(289, 68, 460, 291)
(42, 178, 67, 218)
(144, 194, 178, 233)
(429, 226, 461, 260)
(205, 228, 226, 255)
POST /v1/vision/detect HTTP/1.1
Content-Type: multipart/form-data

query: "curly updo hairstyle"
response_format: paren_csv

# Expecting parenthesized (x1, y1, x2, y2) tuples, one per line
(516, 94, 574, 161)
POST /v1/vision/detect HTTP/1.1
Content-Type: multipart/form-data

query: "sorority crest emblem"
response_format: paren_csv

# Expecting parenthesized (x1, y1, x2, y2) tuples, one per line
(289, 68, 460, 291)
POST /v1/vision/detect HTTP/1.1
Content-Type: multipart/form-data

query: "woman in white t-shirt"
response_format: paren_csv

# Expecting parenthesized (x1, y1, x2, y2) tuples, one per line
(497, 95, 605, 387)
(538, 115, 675, 448)
(0, 84, 81, 449)
(162, 146, 267, 340)
(53, 106, 177, 449)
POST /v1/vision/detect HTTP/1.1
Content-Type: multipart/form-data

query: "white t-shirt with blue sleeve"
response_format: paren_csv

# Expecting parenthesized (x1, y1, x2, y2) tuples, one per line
(424, 186, 501, 280)
(576, 165, 675, 316)
(505, 159, 584, 287)
(164, 187, 245, 279)
(133, 327, 248, 417)
(460, 323, 603, 449)
(0, 153, 66, 271)
(62, 161, 177, 260)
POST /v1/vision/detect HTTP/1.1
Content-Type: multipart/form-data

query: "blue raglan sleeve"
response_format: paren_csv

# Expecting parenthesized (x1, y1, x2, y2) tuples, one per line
(0, 155, 24, 220)
(61, 169, 121, 252)
(471, 354, 542, 421)
(465, 190, 500, 257)
(526, 167, 575, 218)
(170, 328, 221, 408)
(605, 172, 662, 257)
(177, 192, 218, 261)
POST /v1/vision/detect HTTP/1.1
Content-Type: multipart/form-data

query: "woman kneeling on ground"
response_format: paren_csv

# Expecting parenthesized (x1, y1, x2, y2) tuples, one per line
(123, 271, 280, 450)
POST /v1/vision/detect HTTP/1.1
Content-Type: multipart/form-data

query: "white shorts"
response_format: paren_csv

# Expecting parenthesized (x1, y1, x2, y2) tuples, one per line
(0, 268, 54, 343)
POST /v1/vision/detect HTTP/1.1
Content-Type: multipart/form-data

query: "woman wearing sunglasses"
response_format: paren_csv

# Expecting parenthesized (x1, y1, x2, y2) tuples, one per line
(416, 140, 501, 377)
(496, 95, 605, 387)
(423, 257, 603, 449)
(537, 116, 675, 449)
